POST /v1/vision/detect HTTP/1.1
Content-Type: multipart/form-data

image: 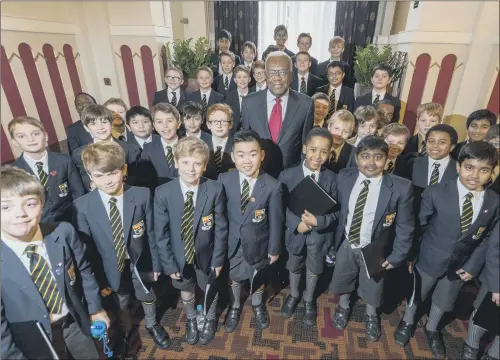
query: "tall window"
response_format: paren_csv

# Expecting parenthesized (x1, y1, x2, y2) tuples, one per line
(258, 1, 336, 61)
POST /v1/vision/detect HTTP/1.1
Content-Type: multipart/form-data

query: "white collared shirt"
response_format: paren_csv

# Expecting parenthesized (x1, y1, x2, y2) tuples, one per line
(23, 151, 48, 178)
(329, 84, 342, 107)
(168, 88, 181, 104)
(256, 83, 267, 91)
(134, 134, 153, 149)
(238, 90, 249, 108)
(244, 61, 253, 68)
(161, 137, 178, 157)
(266, 89, 289, 123)
(298, 72, 309, 91)
(200, 88, 212, 101)
(239, 172, 257, 196)
(457, 178, 484, 225)
(222, 73, 233, 89)
(353, 136, 362, 147)
(372, 90, 386, 103)
(212, 135, 229, 152)
(2, 227, 70, 322)
(302, 160, 320, 181)
(345, 173, 383, 249)
(427, 156, 451, 185)
(179, 179, 199, 205)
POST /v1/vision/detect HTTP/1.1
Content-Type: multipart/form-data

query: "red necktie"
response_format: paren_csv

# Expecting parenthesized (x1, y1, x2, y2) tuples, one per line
(269, 98, 282, 143)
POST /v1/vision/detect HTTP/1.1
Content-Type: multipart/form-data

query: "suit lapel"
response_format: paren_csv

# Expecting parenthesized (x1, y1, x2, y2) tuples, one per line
(14, 156, 34, 175)
(91, 190, 114, 241)
(243, 175, 266, 222)
(277, 93, 300, 144)
(193, 180, 208, 234)
(318, 168, 330, 190)
(123, 187, 136, 242)
(414, 157, 428, 186)
(442, 159, 458, 182)
(42, 225, 67, 304)
(341, 170, 358, 222)
(337, 144, 351, 169)
(46, 152, 60, 194)
(372, 175, 393, 233)
(338, 87, 346, 108)
(257, 92, 271, 139)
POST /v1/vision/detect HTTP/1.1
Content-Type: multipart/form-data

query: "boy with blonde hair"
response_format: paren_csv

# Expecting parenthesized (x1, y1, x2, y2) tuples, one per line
(349, 106, 379, 147)
(326, 110, 356, 173)
(381, 122, 414, 179)
(405, 103, 444, 155)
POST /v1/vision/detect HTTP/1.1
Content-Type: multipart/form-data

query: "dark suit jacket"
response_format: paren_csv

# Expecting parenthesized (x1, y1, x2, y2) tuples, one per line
(204, 136, 235, 180)
(210, 52, 241, 77)
(291, 73, 323, 97)
(73, 186, 160, 291)
(152, 88, 187, 108)
(404, 134, 423, 154)
(1, 222, 102, 358)
(224, 89, 255, 133)
(212, 74, 237, 98)
(241, 89, 314, 178)
(279, 165, 338, 255)
(66, 120, 92, 156)
(315, 60, 353, 88)
(316, 84, 355, 113)
(139, 136, 178, 190)
(354, 92, 402, 123)
(126, 133, 160, 149)
(450, 140, 467, 161)
(325, 143, 355, 174)
(154, 177, 228, 276)
(72, 139, 141, 192)
(480, 220, 499, 293)
(334, 168, 415, 267)
(291, 55, 318, 75)
(186, 90, 225, 118)
(416, 180, 499, 280)
(13, 152, 85, 223)
(219, 170, 284, 263)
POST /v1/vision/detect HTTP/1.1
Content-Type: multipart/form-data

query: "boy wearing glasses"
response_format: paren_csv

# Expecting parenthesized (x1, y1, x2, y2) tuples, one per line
(250, 60, 267, 92)
(153, 67, 186, 108)
(316, 61, 355, 115)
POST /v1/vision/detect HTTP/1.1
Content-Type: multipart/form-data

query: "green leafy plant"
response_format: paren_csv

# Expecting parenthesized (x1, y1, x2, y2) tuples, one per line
(353, 44, 408, 86)
(165, 37, 213, 78)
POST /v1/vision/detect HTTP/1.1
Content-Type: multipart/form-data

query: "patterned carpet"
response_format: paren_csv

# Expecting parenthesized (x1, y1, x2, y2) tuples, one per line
(114, 280, 488, 360)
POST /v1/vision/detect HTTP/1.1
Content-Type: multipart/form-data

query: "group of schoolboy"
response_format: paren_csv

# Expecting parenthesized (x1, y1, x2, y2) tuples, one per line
(2, 25, 499, 360)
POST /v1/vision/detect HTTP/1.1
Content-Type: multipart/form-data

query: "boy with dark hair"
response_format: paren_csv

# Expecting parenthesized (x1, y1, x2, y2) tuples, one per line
(66, 92, 96, 155)
(376, 99, 396, 124)
(394, 142, 499, 359)
(291, 33, 318, 74)
(1, 166, 109, 359)
(316, 36, 352, 87)
(451, 109, 497, 160)
(291, 51, 323, 96)
(153, 67, 187, 107)
(212, 51, 238, 98)
(269, 25, 295, 58)
(279, 127, 338, 326)
(154, 137, 228, 345)
(405, 103, 443, 154)
(354, 64, 401, 122)
(9, 116, 85, 223)
(125, 105, 158, 149)
(250, 60, 267, 92)
(186, 66, 224, 118)
(211, 29, 241, 76)
(219, 130, 284, 332)
(74, 142, 170, 354)
(241, 41, 257, 68)
(330, 135, 414, 341)
(180, 101, 211, 142)
(316, 61, 355, 115)
(349, 105, 379, 147)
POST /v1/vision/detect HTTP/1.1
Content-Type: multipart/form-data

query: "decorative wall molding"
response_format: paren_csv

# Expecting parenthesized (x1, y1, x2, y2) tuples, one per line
(1, 16, 77, 35)
(109, 25, 171, 38)
(5, 50, 80, 63)
(409, 60, 463, 70)
(377, 30, 473, 45)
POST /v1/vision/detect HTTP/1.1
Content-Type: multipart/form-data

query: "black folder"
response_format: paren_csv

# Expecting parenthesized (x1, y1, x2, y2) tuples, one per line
(9, 321, 59, 359)
(473, 292, 499, 335)
(360, 234, 394, 283)
(288, 175, 337, 217)
(250, 259, 270, 295)
(204, 269, 218, 317)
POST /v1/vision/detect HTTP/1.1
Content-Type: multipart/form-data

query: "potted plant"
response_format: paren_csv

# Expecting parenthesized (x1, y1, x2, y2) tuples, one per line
(353, 44, 408, 98)
(165, 37, 214, 92)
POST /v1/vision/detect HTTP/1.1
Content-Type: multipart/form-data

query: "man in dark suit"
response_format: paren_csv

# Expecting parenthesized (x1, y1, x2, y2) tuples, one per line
(210, 29, 241, 77)
(152, 67, 187, 108)
(241, 51, 314, 178)
(212, 52, 238, 98)
(290, 33, 318, 74)
(1, 166, 108, 359)
(316, 61, 355, 115)
(394, 142, 499, 359)
(315, 36, 353, 88)
(66, 92, 96, 155)
(291, 51, 323, 97)
(354, 64, 401, 123)
(186, 66, 224, 120)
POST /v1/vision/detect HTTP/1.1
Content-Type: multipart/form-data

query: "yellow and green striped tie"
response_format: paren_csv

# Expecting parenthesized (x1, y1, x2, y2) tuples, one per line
(460, 192, 474, 234)
(25, 244, 63, 314)
(109, 197, 127, 272)
(36, 162, 49, 191)
(348, 180, 371, 246)
(429, 163, 440, 185)
(182, 191, 195, 264)
(166, 146, 174, 167)
(241, 179, 250, 214)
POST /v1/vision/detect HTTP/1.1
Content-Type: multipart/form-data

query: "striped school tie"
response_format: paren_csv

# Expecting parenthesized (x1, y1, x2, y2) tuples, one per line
(386, 160, 395, 173)
(224, 76, 229, 91)
(214, 146, 223, 174)
(182, 191, 195, 264)
(420, 141, 427, 156)
(25, 244, 63, 314)
(373, 94, 380, 104)
(460, 193, 474, 234)
(429, 162, 440, 185)
(348, 180, 371, 246)
(329, 150, 337, 168)
(171, 91, 178, 107)
(166, 146, 174, 167)
(300, 77, 307, 94)
(36, 162, 49, 191)
(109, 197, 127, 272)
(326, 87, 336, 120)
(241, 179, 250, 214)
(202, 94, 207, 112)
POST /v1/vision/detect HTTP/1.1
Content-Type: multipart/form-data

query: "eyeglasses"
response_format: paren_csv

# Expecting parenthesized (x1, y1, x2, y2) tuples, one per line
(165, 76, 181, 81)
(254, 71, 266, 76)
(328, 72, 344, 77)
(208, 120, 232, 126)
(267, 69, 289, 78)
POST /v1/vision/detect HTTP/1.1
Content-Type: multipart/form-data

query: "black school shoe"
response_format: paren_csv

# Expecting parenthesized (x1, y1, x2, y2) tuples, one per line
(224, 307, 241, 333)
(303, 301, 317, 326)
(199, 318, 217, 345)
(253, 304, 270, 329)
(280, 295, 300, 318)
(333, 306, 349, 330)
(365, 314, 381, 342)
(394, 319, 414, 346)
(185, 318, 199, 345)
(146, 323, 171, 349)
(424, 328, 446, 359)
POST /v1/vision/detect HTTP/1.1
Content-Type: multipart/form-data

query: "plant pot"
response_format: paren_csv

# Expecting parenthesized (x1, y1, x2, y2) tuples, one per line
(354, 83, 372, 99)
(185, 78, 199, 92)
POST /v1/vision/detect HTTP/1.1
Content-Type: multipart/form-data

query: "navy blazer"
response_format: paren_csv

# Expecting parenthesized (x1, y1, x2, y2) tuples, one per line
(139, 136, 178, 190)
(325, 143, 355, 174)
(416, 180, 499, 280)
(279, 165, 338, 255)
(219, 170, 284, 263)
(204, 136, 235, 180)
(334, 168, 415, 267)
(403, 134, 424, 154)
(13, 152, 85, 223)
(480, 220, 499, 293)
(212, 74, 237, 98)
(291, 73, 323, 97)
(411, 156, 458, 192)
(316, 84, 355, 113)
(291, 54, 319, 75)
(73, 186, 160, 291)
(241, 89, 314, 178)
(154, 177, 228, 276)
(1, 222, 102, 358)
(186, 90, 225, 118)
(224, 88, 255, 133)
(354, 92, 402, 123)
(315, 60, 353, 88)
(152, 88, 187, 108)
(66, 120, 92, 156)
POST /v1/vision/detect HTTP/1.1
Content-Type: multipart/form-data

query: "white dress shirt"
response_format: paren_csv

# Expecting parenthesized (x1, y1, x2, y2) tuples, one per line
(222, 73, 233, 88)
(302, 160, 320, 181)
(180, 179, 199, 205)
(345, 173, 383, 249)
(238, 90, 249, 108)
(200, 89, 212, 101)
(168, 88, 181, 104)
(457, 178, 484, 225)
(266, 89, 289, 123)
(239, 172, 258, 196)
(212, 135, 229, 151)
(23, 151, 48, 178)
(372, 90, 386, 103)
(161, 137, 178, 157)
(256, 83, 267, 91)
(2, 227, 70, 322)
(329, 84, 342, 108)
(244, 61, 253, 68)
(427, 156, 451, 185)
(134, 134, 153, 149)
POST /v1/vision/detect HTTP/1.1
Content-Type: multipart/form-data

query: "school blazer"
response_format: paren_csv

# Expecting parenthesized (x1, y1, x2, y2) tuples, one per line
(152, 88, 187, 108)
(479, 220, 499, 293)
(334, 168, 415, 267)
(291, 54, 319, 75)
(416, 180, 499, 280)
(411, 156, 458, 195)
(315, 60, 353, 88)
(212, 74, 237, 98)
(72, 139, 141, 191)
(404, 134, 423, 154)
(66, 120, 92, 156)
(316, 84, 355, 113)
(73, 186, 159, 292)
(291, 73, 323, 97)
(139, 136, 178, 190)
(224, 88, 255, 133)
(324, 143, 355, 174)
(354, 92, 402, 123)
(186, 90, 225, 117)
(219, 170, 284, 264)
(279, 165, 338, 255)
(204, 136, 235, 181)
(154, 177, 228, 276)
(13, 152, 85, 223)
(1, 222, 102, 358)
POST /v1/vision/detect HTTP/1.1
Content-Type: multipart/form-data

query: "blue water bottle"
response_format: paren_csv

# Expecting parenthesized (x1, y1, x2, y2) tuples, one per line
(90, 321, 113, 358)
